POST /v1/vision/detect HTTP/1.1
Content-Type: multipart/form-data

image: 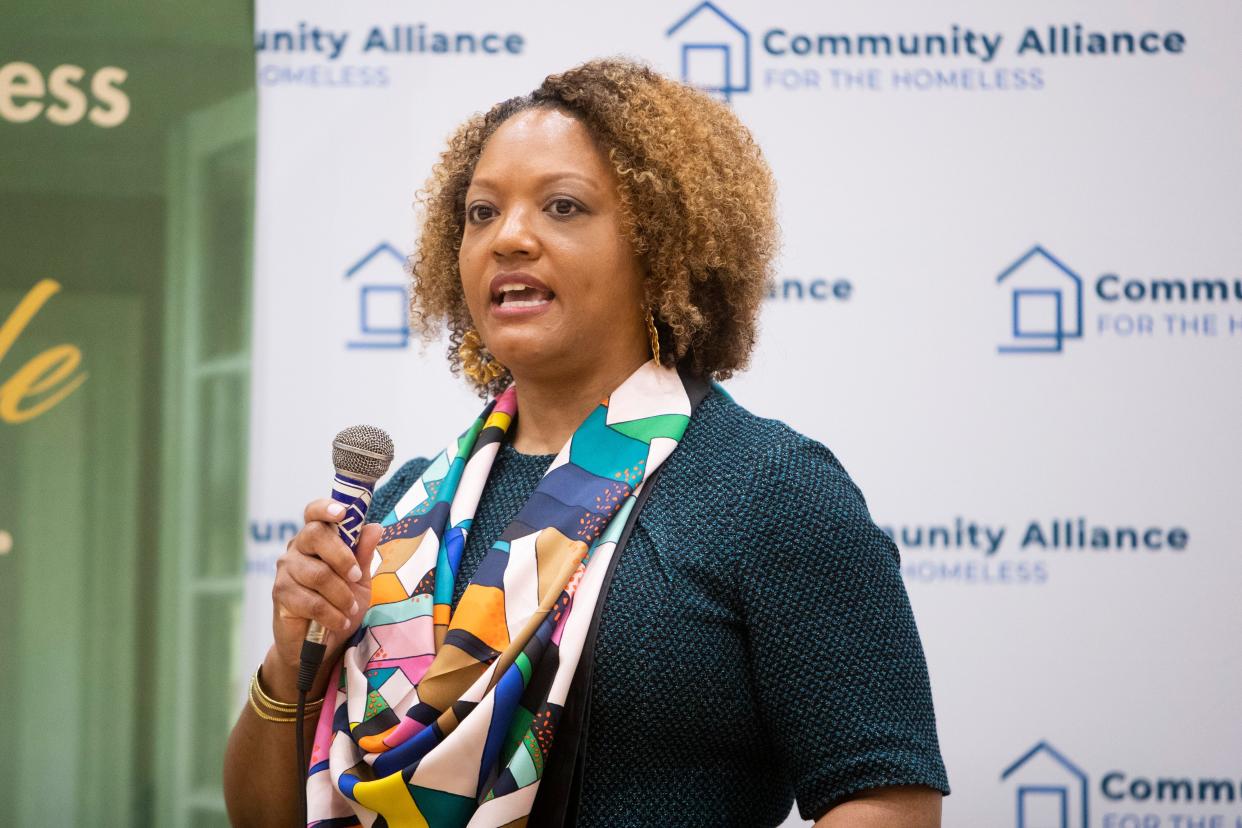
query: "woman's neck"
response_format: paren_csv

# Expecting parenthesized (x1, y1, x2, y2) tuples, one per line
(510, 354, 649, 455)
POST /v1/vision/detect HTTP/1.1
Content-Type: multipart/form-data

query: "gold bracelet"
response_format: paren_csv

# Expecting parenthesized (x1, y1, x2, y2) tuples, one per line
(247, 691, 299, 723)
(247, 679, 299, 723)
(248, 676, 324, 721)
(248, 669, 325, 724)
(252, 668, 324, 712)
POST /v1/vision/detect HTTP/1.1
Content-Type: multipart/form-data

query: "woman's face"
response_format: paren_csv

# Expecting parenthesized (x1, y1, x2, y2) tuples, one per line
(458, 107, 647, 386)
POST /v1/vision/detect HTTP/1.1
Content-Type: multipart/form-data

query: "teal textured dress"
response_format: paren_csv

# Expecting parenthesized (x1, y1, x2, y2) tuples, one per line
(365, 387, 949, 826)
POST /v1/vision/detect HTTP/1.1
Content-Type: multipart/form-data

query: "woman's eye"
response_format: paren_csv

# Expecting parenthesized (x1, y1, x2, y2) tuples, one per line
(547, 198, 582, 217)
(467, 204, 495, 223)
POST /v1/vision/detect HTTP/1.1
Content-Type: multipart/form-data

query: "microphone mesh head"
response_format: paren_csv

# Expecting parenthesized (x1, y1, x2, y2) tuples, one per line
(332, 424, 395, 482)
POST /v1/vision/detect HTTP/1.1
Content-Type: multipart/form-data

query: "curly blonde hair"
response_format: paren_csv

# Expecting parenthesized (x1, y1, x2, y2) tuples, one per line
(410, 57, 778, 396)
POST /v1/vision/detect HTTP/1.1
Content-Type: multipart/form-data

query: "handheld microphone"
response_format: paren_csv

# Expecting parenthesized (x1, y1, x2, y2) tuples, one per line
(296, 424, 395, 693)
(296, 425, 394, 819)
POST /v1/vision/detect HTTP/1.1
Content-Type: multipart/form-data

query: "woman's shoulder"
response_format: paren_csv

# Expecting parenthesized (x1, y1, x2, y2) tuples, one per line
(678, 387, 866, 507)
(365, 456, 433, 523)
(664, 386, 893, 560)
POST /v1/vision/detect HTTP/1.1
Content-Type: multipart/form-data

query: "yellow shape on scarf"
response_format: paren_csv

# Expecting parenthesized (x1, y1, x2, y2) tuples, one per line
(351, 769, 429, 827)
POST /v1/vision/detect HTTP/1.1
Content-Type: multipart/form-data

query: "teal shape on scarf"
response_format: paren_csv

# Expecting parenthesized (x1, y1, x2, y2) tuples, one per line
(407, 785, 475, 824)
(568, 405, 650, 480)
(367, 667, 398, 691)
(609, 412, 690, 445)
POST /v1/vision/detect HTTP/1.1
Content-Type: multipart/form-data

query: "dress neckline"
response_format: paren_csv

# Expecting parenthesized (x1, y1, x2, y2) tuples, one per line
(498, 441, 556, 464)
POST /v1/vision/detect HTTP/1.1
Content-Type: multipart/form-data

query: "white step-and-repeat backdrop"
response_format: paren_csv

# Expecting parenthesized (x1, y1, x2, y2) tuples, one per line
(245, 2, 1242, 825)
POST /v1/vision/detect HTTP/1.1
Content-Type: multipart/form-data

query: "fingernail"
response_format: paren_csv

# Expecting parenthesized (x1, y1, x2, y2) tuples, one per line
(350, 601, 359, 616)
(327, 503, 344, 517)
(341, 616, 352, 630)
(348, 564, 362, 582)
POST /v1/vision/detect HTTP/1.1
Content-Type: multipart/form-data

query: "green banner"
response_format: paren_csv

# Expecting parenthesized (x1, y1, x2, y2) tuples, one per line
(0, 5, 255, 826)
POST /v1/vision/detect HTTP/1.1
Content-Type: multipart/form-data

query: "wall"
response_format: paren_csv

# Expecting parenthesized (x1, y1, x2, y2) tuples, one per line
(247, 2, 1242, 825)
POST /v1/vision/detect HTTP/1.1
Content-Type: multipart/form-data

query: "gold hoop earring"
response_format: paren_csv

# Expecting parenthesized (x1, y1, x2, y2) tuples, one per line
(459, 328, 506, 386)
(645, 309, 661, 364)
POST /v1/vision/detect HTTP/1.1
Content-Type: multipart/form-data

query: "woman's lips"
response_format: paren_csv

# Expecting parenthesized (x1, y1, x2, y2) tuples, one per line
(489, 272, 555, 318)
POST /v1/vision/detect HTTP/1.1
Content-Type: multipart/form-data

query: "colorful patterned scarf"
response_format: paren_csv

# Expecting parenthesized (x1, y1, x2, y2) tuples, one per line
(307, 362, 692, 827)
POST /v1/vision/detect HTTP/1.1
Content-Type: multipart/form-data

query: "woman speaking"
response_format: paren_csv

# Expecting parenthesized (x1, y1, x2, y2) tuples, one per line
(224, 58, 949, 827)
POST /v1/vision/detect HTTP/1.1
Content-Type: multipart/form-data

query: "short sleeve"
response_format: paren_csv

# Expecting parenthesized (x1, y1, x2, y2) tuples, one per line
(738, 435, 950, 821)
(365, 457, 431, 524)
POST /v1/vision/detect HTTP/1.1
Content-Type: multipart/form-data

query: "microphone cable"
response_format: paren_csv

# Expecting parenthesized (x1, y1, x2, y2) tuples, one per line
(296, 638, 327, 826)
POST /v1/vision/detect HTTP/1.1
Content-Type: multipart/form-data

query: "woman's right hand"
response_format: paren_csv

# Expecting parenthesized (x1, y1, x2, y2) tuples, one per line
(263, 499, 385, 698)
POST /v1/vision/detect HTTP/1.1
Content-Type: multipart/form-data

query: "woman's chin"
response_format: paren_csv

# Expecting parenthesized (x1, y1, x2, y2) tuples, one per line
(487, 339, 568, 379)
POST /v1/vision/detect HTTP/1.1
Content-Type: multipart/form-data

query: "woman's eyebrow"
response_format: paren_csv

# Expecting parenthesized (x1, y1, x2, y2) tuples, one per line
(468, 171, 601, 193)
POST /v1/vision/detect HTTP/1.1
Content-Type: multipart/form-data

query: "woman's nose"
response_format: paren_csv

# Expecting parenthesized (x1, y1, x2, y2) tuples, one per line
(491, 204, 539, 259)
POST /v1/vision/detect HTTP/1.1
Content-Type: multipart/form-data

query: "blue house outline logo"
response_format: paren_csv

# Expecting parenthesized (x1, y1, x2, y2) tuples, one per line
(1001, 741, 1089, 828)
(666, 1, 751, 101)
(344, 241, 409, 349)
(996, 245, 1084, 354)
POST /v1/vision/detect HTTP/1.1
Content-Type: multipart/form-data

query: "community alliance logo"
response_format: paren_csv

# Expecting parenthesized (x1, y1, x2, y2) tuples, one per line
(994, 244, 1242, 355)
(665, 2, 752, 101)
(1002, 741, 1090, 828)
(1001, 740, 1242, 827)
(666, 3, 1185, 95)
(997, 245, 1084, 353)
(887, 516, 1190, 586)
(343, 241, 410, 350)
(255, 20, 526, 87)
